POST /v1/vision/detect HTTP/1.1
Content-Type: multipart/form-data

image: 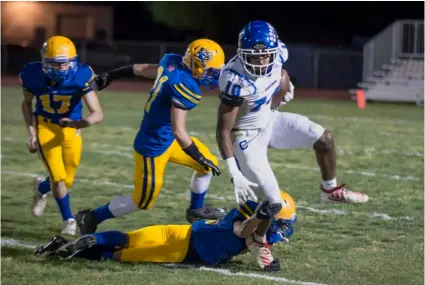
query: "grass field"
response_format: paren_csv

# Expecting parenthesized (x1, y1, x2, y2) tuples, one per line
(1, 86, 424, 285)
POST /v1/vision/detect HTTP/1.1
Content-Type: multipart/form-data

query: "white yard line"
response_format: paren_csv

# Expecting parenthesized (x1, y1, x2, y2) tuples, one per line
(296, 206, 413, 221)
(0, 237, 330, 285)
(4, 136, 419, 181)
(274, 164, 420, 181)
(307, 115, 412, 125)
(337, 147, 424, 158)
(1, 170, 414, 221)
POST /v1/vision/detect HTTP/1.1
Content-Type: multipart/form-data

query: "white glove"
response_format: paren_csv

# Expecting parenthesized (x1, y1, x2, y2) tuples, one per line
(225, 157, 258, 204)
(231, 171, 258, 204)
(280, 81, 294, 106)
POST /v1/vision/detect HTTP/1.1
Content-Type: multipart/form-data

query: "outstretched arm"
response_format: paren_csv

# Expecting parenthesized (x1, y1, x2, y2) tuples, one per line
(96, 63, 159, 91)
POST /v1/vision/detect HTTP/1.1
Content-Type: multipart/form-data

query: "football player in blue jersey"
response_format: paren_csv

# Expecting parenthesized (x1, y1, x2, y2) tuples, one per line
(35, 191, 296, 272)
(20, 36, 104, 235)
(74, 39, 226, 234)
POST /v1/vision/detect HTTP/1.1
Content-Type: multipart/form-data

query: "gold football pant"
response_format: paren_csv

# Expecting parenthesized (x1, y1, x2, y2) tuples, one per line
(35, 116, 82, 188)
(132, 137, 217, 209)
(120, 225, 192, 263)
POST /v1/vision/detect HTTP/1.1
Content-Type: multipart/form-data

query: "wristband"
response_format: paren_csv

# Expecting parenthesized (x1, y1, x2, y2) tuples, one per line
(225, 157, 239, 177)
(183, 142, 203, 162)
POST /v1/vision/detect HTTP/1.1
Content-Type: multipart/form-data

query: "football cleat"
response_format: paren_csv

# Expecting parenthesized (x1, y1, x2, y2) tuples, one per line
(320, 184, 369, 204)
(31, 176, 48, 217)
(56, 234, 97, 260)
(75, 209, 99, 235)
(61, 219, 77, 236)
(185, 207, 227, 223)
(34, 235, 68, 257)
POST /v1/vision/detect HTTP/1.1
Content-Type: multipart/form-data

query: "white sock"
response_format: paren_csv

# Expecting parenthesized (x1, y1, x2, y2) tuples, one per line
(321, 178, 337, 190)
(190, 171, 212, 194)
(108, 195, 139, 217)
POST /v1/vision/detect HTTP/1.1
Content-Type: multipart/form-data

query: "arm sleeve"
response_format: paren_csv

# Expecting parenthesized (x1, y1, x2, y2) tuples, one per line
(75, 65, 96, 95)
(170, 80, 201, 111)
(218, 70, 245, 107)
(233, 200, 258, 222)
(18, 66, 31, 93)
(278, 40, 289, 65)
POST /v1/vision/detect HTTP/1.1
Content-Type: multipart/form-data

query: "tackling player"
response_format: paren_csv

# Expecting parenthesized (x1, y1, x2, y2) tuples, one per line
(216, 21, 368, 214)
(35, 191, 296, 272)
(75, 39, 226, 234)
(20, 35, 103, 235)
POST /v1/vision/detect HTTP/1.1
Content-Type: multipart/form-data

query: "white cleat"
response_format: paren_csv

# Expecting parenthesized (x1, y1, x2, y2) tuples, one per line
(320, 184, 369, 204)
(32, 176, 48, 217)
(61, 219, 77, 236)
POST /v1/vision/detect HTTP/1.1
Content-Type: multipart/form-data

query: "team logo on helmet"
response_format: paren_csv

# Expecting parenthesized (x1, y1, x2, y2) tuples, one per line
(195, 47, 212, 62)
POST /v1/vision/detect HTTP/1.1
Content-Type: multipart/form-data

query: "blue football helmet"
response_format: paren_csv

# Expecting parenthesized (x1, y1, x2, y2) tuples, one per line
(238, 20, 280, 77)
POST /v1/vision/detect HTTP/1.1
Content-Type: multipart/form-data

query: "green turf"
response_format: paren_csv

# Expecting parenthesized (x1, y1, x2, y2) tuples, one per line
(1, 86, 424, 285)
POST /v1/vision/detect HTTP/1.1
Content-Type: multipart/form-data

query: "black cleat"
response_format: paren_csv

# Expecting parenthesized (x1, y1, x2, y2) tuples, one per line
(56, 234, 97, 260)
(75, 209, 99, 235)
(186, 206, 227, 223)
(263, 258, 281, 272)
(34, 235, 69, 257)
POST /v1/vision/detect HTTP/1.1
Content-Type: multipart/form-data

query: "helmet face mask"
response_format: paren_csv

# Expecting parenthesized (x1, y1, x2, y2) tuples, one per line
(237, 21, 280, 78)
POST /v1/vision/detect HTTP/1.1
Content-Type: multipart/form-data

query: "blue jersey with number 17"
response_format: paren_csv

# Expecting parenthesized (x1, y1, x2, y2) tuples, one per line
(133, 54, 202, 157)
(19, 62, 95, 123)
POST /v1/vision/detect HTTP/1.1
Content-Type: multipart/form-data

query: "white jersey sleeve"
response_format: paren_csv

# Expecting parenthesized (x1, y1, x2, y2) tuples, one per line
(278, 40, 288, 66)
(219, 56, 281, 130)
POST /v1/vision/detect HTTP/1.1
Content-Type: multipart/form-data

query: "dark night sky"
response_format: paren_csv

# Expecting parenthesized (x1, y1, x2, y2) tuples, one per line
(99, 1, 424, 47)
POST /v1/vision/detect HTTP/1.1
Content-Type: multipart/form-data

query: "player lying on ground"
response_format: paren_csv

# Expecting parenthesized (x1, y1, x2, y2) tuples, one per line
(74, 39, 227, 235)
(216, 20, 369, 207)
(35, 191, 296, 272)
(20, 36, 103, 235)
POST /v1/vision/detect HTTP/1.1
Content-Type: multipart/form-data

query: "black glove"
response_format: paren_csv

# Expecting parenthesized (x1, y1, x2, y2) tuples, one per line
(198, 157, 221, 176)
(183, 142, 221, 176)
(95, 65, 135, 91)
(255, 201, 282, 220)
(95, 72, 111, 91)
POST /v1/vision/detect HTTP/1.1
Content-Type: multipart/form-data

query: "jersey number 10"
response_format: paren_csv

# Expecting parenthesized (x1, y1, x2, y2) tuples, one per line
(225, 81, 268, 112)
(145, 66, 169, 113)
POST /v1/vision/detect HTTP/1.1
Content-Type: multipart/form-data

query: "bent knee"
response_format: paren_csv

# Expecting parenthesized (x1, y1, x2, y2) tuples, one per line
(313, 130, 334, 152)
(64, 176, 75, 189)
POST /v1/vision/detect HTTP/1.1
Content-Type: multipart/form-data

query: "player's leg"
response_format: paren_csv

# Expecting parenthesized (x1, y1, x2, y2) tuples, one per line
(75, 150, 170, 235)
(117, 225, 192, 263)
(56, 230, 128, 260)
(168, 138, 226, 223)
(59, 127, 83, 235)
(36, 119, 76, 234)
(268, 111, 368, 203)
(232, 125, 282, 204)
(62, 128, 82, 190)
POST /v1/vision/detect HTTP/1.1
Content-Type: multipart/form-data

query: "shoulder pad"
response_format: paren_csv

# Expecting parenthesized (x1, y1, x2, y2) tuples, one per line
(278, 40, 288, 64)
(219, 68, 255, 98)
(160, 53, 183, 71)
(236, 200, 258, 220)
(170, 76, 201, 111)
(19, 62, 45, 91)
(74, 64, 96, 93)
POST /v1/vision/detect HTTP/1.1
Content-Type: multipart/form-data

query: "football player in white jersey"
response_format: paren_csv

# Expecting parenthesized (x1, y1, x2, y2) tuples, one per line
(216, 20, 368, 209)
